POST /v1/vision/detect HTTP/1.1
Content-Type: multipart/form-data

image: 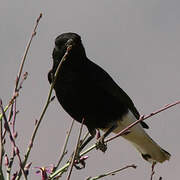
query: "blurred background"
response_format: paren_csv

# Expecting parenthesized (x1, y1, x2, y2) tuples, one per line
(0, 0, 180, 179)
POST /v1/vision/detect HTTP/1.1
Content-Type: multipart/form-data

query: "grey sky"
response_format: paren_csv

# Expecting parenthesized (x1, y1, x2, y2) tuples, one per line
(0, 0, 180, 179)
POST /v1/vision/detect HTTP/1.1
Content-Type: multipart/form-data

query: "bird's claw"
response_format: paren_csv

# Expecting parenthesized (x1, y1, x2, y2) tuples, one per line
(74, 153, 89, 170)
(74, 157, 86, 169)
(96, 137, 107, 152)
(71, 140, 87, 170)
(70, 153, 85, 170)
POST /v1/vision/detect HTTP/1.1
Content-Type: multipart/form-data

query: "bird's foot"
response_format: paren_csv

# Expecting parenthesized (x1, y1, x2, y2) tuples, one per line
(96, 137, 107, 152)
(71, 140, 87, 170)
(74, 155, 87, 170)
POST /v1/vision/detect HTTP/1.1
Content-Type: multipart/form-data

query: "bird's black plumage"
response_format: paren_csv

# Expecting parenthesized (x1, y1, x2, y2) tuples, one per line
(48, 32, 171, 163)
(48, 32, 148, 134)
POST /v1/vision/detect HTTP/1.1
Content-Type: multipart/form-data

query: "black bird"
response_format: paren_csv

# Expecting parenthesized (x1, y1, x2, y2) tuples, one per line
(48, 32, 170, 163)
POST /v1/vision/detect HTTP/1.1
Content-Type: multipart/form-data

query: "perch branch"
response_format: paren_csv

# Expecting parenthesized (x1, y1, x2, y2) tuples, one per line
(49, 100, 180, 178)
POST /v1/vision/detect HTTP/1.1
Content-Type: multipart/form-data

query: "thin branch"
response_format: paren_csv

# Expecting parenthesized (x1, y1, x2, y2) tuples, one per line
(0, 106, 4, 179)
(0, 93, 18, 121)
(15, 13, 41, 93)
(12, 99, 17, 138)
(54, 119, 75, 171)
(6, 155, 15, 180)
(5, 12, 42, 130)
(150, 162, 156, 180)
(0, 72, 28, 122)
(49, 162, 70, 179)
(66, 118, 84, 180)
(16, 72, 28, 92)
(0, 100, 27, 179)
(1, 72, 28, 142)
(15, 38, 73, 180)
(1, 13, 42, 180)
(0, 104, 2, 166)
(86, 164, 137, 180)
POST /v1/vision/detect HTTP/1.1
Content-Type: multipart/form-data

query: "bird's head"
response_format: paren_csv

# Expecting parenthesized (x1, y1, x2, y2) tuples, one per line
(52, 32, 86, 64)
(48, 32, 86, 83)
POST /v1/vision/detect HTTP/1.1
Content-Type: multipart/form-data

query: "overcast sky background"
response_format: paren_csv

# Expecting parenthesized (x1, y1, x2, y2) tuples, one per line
(0, 0, 180, 179)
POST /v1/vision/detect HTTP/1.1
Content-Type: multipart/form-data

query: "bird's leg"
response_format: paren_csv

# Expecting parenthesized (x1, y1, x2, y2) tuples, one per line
(76, 128, 96, 153)
(96, 123, 117, 152)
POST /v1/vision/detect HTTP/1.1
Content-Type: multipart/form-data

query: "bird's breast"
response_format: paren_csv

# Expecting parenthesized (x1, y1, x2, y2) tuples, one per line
(54, 69, 86, 105)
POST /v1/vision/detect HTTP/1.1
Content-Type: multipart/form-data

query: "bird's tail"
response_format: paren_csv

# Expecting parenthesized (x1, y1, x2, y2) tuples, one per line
(113, 111, 171, 163)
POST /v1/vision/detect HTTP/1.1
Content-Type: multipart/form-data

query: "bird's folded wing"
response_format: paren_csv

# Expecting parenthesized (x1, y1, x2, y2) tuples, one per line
(86, 60, 149, 129)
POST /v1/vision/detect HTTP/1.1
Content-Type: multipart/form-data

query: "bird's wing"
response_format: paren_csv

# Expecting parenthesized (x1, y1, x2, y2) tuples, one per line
(86, 60, 149, 129)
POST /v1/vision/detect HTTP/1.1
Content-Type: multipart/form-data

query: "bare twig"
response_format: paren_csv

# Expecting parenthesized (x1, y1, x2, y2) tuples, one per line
(66, 118, 84, 180)
(86, 164, 136, 180)
(54, 119, 75, 171)
(1, 13, 42, 180)
(0, 104, 4, 179)
(0, 106, 2, 166)
(6, 155, 15, 180)
(0, 100, 27, 179)
(150, 162, 156, 180)
(15, 13, 41, 93)
(0, 93, 18, 121)
(1, 72, 28, 142)
(12, 99, 17, 138)
(0, 14, 41, 178)
(16, 72, 28, 92)
(49, 162, 70, 179)
(16, 38, 73, 180)
(4, 11, 42, 126)
(0, 72, 28, 122)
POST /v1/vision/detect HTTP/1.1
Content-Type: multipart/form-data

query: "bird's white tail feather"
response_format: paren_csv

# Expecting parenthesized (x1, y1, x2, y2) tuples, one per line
(110, 110, 170, 163)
